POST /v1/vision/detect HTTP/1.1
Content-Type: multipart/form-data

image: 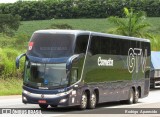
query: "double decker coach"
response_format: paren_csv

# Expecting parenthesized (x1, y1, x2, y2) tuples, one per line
(16, 30, 150, 109)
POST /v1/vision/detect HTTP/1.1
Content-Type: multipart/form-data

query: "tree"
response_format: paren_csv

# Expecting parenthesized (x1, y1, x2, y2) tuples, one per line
(108, 7, 150, 37)
(0, 14, 21, 37)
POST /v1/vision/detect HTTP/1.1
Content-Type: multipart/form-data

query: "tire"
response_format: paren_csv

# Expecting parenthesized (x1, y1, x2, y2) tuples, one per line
(79, 92, 88, 109)
(88, 92, 97, 109)
(133, 90, 139, 104)
(39, 104, 48, 109)
(50, 105, 57, 108)
(127, 88, 134, 104)
(153, 81, 156, 89)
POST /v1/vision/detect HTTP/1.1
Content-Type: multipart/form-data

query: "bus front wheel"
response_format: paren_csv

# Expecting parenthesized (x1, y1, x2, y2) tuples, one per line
(39, 104, 48, 109)
(79, 92, 88, 109)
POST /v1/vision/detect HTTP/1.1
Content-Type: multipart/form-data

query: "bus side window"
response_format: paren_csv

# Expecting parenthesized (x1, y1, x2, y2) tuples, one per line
(100, 37, 111, 55)
(74, 35, 89, 54)
(121, 40, 130, 55)
(90, 36, 101, 55)
(110, 38, 122, 55)
(141, 42, 151, 57)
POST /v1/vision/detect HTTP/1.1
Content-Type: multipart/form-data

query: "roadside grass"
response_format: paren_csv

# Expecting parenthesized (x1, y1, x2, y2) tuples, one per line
(146, 17, 160, 35)
(0, 78, 22, 96)
(17, 18, 113, 36)
(17, 18, 160, 37)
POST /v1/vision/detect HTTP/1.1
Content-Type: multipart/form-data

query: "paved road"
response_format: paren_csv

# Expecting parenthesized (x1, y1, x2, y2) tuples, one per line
(0, 89, 160, 116)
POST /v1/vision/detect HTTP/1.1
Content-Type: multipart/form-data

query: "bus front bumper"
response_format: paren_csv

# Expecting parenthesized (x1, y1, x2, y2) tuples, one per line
(22, 89, 72, 106)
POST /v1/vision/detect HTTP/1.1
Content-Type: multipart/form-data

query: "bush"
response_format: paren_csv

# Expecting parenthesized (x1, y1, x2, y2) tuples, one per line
(0, 36, 16, 48)
(15, 34, 30, 50)
(0, 14, 21, 36)
(0, 48, 24, 79)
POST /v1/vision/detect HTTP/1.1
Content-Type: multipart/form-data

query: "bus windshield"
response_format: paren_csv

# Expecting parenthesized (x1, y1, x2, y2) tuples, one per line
(27, 33, 75, 58)
(24, 61, 68, 89)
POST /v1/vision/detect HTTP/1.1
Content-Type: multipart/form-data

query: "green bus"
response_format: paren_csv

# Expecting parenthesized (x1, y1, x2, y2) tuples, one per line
(16, 30, 150, 109)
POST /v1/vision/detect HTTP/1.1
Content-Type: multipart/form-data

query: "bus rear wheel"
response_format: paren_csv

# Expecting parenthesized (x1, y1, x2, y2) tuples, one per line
(127, 88, 134, 104)
(133, 90, 139, 103)
(79, 92, 87, 109)
(88, 92, 97, 109)
(39, 104, 48, 109)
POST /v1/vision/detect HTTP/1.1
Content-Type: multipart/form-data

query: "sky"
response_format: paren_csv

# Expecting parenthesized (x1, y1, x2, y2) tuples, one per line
(0, 0, 17, 3)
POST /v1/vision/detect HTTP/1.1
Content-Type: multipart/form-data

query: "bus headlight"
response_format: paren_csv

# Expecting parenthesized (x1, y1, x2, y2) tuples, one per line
(23, 89, 30, 94)
(59, 99, 67, 103)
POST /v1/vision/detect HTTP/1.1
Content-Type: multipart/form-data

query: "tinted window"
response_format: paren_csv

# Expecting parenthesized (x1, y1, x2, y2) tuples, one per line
(89, 35, 149, 56)
(110, 38, 120, 55)
(141, 42, 150, 56)
(101, 37, 111, 54)
(120, 39, 130, 55)
(90, 36, 101, 55)
(90, 36, 120, 55)
(27, 33, 75, 58)
(74, 35, 89, 54)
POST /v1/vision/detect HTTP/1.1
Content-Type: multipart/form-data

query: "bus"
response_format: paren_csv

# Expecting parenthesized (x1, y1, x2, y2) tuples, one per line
(16, 30, 150, 109)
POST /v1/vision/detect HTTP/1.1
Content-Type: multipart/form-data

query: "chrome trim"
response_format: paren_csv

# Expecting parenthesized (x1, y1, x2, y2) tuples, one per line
(23, 89, 73, 99)
(80, 32, 91, 80)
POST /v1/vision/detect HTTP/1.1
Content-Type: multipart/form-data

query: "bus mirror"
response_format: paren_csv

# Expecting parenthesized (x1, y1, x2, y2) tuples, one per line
(66, 54, 85, 72)
(66, 55, 79, 69)
(16, 53, 26, 69)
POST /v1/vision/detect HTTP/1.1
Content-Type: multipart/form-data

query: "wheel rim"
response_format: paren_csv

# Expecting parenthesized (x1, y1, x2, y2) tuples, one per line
(91, 93, 96, 107)
(135, 91, 139, 102)
(130, 90, 133, 103)
(81, 93, 87, 108)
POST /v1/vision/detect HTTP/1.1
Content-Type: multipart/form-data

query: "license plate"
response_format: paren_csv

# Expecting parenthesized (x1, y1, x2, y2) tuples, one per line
(38, 100, 46, 104)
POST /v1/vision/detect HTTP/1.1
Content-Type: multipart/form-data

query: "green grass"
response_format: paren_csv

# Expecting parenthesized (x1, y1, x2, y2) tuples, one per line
(17, 18, 114, 36)
(146, 17, 160, 35)
(17, 18, 160, 37)
(0, 78, 22, 96)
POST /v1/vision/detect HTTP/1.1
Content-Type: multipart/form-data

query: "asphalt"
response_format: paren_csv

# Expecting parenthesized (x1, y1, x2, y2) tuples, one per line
(0, 88, 160, 117)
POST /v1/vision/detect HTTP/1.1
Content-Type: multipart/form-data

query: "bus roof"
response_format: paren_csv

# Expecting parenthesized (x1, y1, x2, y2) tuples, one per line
(34, 29, 90, 35)
(34, 29, 150, 43)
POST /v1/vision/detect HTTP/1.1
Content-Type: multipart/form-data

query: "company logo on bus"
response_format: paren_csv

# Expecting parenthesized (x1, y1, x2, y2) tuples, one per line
(28, 42, 34, 50)
(127, 48, 147, 73)
(98, 57, 113, 67)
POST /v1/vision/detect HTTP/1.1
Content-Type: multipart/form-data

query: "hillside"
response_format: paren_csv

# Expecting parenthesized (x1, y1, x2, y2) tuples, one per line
(17, 18, 160, 36)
